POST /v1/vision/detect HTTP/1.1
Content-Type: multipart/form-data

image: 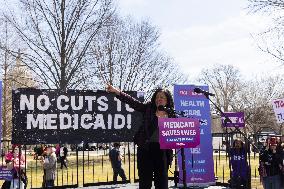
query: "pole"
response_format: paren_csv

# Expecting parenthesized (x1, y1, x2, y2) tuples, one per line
(204, 93, 257, 189)
(205, 94, 258, 152)
(181, 148, 187, 188)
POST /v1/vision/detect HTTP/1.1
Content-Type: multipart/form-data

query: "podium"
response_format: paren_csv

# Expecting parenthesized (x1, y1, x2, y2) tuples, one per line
(158, 117, 200, 188)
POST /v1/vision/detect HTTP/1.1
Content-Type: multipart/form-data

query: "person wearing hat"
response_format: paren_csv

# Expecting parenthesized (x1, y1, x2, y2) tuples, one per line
(41, 145, 57, 188)
(259, 137, 282, 189)
(109, 142, 127, 182)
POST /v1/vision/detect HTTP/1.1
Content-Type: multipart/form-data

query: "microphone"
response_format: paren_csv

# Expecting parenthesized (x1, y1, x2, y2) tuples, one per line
(157, 105, 175, 115)
(193, 87, 215, 97)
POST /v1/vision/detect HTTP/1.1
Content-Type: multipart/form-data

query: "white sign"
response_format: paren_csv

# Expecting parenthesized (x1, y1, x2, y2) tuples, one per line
(271, 98, 284, 123)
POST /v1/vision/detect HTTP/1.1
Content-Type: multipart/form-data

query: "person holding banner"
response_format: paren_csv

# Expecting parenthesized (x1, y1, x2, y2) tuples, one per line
(4, 145, 27, 189)
(106, 84, 174, 189)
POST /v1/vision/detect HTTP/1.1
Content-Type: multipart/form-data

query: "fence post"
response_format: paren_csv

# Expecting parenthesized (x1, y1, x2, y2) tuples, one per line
(76, 144, 79, 187)
(128, 142, 131, 182)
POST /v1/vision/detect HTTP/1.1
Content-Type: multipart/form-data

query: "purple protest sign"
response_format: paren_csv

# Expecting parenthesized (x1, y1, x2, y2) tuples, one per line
(0, 166, 13, 181)
(159, 118, 200, 149)
(174, 85, 215, 187)
(222, 112, 245, 127)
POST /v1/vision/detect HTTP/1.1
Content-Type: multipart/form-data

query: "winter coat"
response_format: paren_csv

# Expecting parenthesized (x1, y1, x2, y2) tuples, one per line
(43, 154, 57, 181)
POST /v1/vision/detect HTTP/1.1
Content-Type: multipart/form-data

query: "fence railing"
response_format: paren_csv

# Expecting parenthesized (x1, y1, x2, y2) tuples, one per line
(0, 137, 265, 189)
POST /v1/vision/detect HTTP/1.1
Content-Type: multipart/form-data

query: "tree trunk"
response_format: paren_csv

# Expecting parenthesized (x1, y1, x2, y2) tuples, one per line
(60, 0, 67, 92)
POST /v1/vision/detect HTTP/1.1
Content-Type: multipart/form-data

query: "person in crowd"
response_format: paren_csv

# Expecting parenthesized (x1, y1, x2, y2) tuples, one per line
(259, 137, 282, 189)
(278, 141, 284, 188)
(109, 142, 127, 182)
(41, 145, 57, 188)
(33, 145, 44, 160)
(106, 84, 174, 189)
(229, 138, 249, 189)
(59, 144, 68, 169)
(259, 137, 270, 184)
(2, 145, 27, 189)
(55, 144, 60, 160)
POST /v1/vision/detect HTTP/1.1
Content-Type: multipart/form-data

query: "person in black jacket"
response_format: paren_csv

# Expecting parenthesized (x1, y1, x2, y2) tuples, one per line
(109, 143, 127, 182)
(260, 137, 282, 189)
(278, 140, 284, 188)
(107, 84, 174, 189)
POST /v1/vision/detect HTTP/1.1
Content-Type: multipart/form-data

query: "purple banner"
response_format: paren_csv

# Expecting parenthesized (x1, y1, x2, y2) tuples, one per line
(158, 118, 200, 149)
(222, 112, 245, 127)
(0, 166, 13, 181)
(0, 81, 2, 151)
(174, 85, 215, 187)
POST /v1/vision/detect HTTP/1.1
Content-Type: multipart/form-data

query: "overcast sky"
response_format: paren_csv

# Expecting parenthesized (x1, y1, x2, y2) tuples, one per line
(117, 0, 282, 80)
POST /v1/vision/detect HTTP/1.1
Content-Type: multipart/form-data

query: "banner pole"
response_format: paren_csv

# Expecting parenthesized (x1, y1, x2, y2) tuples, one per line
(181, 148, 187, 188)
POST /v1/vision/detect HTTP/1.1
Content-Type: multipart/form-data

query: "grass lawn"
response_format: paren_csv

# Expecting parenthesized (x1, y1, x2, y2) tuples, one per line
(0, 152, 264, 189)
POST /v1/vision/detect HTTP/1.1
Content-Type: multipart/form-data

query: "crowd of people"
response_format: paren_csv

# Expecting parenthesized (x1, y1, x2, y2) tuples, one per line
(228, 136, 284, 189)
(1, 144, 68, 189)
(1, 145, 27, 189)
(3, 84, 284, 189)
(258, 137, 284, 189)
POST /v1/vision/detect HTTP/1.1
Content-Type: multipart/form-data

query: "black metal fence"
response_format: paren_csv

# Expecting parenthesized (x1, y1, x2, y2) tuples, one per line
(0, 141, 164, 188)
(0, 134, 269, 189)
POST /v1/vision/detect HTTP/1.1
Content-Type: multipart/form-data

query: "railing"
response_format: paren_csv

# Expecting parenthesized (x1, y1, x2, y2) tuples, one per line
(0, 138, 265, 189)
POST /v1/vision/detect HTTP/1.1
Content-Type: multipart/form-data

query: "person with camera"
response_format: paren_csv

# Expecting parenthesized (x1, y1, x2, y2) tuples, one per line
(41, 146, 57, 188)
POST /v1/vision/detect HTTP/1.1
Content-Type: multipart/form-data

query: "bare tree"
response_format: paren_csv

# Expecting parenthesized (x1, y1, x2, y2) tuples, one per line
(198, 64, 242, 112)
(232, 75, 284, 135)
(248, 0, 284, 13)
(90, 16, 187, 97)
(1, 0, 115, 91)
(3, 51, 37, 140)
(248, 0, 284, 64)
(0, 19, 22, 141)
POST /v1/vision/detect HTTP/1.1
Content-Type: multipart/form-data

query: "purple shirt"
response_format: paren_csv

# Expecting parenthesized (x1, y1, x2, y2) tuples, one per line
(229, 148, 248, 179)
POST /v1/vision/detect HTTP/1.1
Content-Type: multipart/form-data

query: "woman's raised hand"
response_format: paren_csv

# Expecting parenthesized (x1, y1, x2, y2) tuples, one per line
(106, 84, 120, 95)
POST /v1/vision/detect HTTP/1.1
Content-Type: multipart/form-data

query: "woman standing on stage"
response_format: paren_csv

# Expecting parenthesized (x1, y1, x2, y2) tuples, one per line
(107, 84, 174, 189)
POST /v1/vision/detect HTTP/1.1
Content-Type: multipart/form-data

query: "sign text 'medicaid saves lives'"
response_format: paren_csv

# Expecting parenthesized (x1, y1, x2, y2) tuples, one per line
(159, 118, 200, 149)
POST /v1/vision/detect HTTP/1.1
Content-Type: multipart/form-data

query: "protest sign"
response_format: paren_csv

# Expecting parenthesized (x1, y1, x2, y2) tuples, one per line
(158, 118, 200, 149)
(221, 112, 245, 127)
(272, 98, 284, 123)
(174, 85, 215, 187)
(12, 88, 143, 144)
